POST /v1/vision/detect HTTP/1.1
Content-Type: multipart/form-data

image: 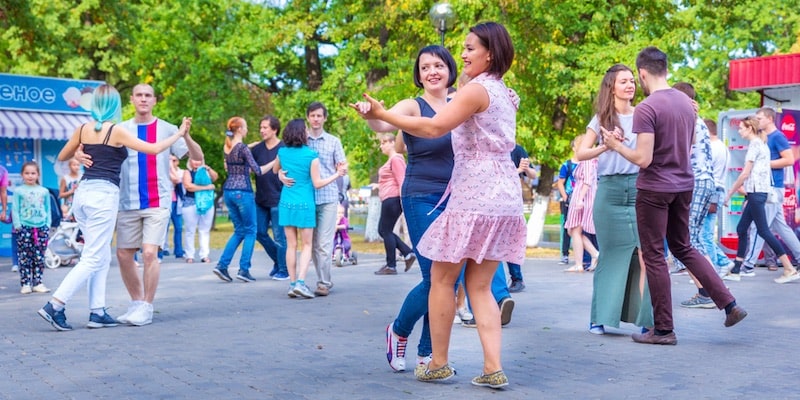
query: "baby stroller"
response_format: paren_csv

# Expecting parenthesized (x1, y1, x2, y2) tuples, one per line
(332, 227, 357, 267)
(44, 211, 83, 269)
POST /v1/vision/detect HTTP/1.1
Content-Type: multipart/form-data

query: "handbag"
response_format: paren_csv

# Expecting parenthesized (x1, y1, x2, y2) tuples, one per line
(193, 166, 214, 215)
(767, 187, 781, 204)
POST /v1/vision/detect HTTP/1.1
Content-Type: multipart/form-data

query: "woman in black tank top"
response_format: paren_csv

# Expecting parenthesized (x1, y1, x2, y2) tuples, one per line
(38, 84, 188, 332)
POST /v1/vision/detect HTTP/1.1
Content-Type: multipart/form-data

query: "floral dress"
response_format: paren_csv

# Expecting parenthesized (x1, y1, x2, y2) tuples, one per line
(416, 73, 526, 265)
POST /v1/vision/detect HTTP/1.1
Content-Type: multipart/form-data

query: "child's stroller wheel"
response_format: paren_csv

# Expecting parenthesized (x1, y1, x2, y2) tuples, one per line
(45, 250, 61, 269)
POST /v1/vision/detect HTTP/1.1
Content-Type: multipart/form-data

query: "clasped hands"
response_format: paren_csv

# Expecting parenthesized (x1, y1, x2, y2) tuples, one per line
(599, 126, 625, 152)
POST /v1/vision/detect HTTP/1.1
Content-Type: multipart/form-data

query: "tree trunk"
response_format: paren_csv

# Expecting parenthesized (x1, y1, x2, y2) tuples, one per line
(526, 193, 550, 247)
(305, 43, 322, 91)
(364, 195, 382, 242)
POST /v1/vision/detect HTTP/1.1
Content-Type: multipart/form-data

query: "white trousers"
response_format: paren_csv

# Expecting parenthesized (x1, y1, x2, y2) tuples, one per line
(52, 180, 119, 311)
(182, 204, 214, 259)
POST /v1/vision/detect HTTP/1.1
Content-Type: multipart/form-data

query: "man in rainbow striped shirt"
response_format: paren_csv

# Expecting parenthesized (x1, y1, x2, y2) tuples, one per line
(114, 84, 204, 326)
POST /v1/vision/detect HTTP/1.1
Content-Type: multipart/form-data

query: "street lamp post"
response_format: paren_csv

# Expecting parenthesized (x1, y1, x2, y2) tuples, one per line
(429, 2, 454, 47)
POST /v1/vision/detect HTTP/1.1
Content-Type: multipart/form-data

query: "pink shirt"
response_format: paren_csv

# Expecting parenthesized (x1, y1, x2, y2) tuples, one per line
(377, 154, 406, 201)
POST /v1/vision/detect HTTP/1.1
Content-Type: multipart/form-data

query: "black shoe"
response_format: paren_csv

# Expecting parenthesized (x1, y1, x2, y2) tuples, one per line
(508, 279, 526, 293)
(213, 267, 233, 282)
(236, 269, 256, 282)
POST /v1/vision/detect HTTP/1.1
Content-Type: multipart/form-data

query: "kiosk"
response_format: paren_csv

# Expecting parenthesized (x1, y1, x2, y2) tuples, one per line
(718, 54, 800, 258)
(0, 73, 104, 256)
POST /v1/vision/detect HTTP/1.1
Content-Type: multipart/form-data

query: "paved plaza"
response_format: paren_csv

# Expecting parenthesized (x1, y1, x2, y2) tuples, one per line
(1, 250, 799, 399)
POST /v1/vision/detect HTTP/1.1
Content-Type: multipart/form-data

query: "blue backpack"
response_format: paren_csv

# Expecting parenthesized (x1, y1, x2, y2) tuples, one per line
(193, 166, 214, 215)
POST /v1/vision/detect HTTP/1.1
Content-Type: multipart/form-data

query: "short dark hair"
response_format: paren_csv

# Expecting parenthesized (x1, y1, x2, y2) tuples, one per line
(469, 22, 514, 78)
(636, 46, 668, 77)
(260, 115, 281, 137)
(672, 81, 695, 100)
(757, 107, 776, 122)
(282, 119, 308, 147)
(413, 45, 458, 88)
(306, 102, 327, 118)
(703, 118, 718, 135)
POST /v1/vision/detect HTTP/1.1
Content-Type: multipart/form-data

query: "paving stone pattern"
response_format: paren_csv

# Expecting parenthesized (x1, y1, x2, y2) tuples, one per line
(1, 252, 798, 399)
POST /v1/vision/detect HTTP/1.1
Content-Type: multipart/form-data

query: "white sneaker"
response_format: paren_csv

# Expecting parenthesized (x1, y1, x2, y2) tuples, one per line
(32, 284, 50, 293)
(456, 307, 473, 322)
(11, 265, 19, 272)
(116, 302, 140, 324)
(127, 302, 154, 326)
(722, 273, 741, 282)
(385, 324, 407, 372)
(20, 285, 32, 294)
(417, 354, 432, 366)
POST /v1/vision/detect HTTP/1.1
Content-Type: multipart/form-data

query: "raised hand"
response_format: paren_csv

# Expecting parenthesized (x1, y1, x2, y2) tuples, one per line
(179, 117, 192, 136)
(349, 94, 385, 119)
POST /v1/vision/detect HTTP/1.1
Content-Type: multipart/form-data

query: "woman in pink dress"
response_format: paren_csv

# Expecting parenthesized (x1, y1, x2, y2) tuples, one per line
(353, 22, 523, 389)
(564, 134, 600, 272)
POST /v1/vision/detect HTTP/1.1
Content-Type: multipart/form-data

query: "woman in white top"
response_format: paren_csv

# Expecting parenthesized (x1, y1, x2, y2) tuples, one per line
(724, 116, 799, 283)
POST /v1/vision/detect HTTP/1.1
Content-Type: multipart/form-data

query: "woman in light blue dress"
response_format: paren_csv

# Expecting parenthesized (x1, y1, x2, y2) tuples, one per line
(274, 119, 346, 298)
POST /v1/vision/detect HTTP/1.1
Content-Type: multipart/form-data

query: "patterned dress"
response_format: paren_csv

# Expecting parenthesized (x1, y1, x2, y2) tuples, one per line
(416, 73, 527, 265)
(564, 158, 598, 234)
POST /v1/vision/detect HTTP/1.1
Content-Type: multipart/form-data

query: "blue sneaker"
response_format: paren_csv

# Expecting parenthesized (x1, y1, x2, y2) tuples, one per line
(272, 271, 290, 281)
(87, 309, 119, 329)
(589, 323, 605, 335)
(38, 303, 73, 331)
(236, 269, 256, 282)
(213, 266, 233, 282)
(268, 266, 278, 277)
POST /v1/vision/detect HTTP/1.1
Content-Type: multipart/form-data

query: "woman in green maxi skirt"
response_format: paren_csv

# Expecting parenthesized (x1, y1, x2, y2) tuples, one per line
(576, 64, 654, 334)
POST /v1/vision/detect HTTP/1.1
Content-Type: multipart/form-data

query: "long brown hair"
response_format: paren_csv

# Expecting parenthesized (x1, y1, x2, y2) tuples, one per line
(595, 64, 633, 131)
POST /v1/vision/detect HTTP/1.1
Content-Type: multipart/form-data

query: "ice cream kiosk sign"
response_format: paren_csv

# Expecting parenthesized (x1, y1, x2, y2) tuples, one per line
(0, 73, 102, 114)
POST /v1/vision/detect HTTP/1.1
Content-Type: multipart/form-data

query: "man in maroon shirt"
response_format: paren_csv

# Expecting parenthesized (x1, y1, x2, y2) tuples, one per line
(602, 46, 747, 345)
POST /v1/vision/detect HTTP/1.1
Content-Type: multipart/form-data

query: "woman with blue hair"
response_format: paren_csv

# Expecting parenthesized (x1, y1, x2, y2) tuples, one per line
(38, 84, 189, 331)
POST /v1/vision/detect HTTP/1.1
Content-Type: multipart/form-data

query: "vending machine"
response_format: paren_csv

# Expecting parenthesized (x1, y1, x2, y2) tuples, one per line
(718, 108, 800, 260)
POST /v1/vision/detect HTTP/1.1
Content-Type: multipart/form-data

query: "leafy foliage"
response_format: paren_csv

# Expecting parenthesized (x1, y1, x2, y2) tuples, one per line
(1, 0, 798, 190)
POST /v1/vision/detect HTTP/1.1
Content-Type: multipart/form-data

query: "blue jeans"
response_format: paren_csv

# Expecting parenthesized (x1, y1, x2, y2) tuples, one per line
(256, 204, 287, 274)
(701, 212, 730, 266)
(507, 262, 523, 281)
(460, 262, 511, 305)
(737, 192, 785, 259)
(167, 200, 184, 257)
(393, 193, 442, 357)
(218, 190, 257, 272)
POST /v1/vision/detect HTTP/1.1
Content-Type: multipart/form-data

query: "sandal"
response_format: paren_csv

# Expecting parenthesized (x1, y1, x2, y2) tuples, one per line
(185, 258, 194, 264)
(767, 265, 779, 271)
(564, 265, 584, 273)
(201, 257, 211, 263)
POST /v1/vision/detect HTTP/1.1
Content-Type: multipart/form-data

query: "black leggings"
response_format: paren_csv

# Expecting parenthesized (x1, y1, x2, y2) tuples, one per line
(379, 196, 413, 268)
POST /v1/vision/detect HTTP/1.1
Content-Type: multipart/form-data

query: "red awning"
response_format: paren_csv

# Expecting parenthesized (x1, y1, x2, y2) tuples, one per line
(729, 53, 800, 92)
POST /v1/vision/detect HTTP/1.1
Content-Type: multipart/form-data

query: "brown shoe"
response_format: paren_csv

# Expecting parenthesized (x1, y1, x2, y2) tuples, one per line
(314, 285, 330, 296)
(631, 330, 677, 345)
(374, 265, 398, 275)
(724, 305, 748, 327)
(499, 297, 514, 326)
(404, 254, 417, 272)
